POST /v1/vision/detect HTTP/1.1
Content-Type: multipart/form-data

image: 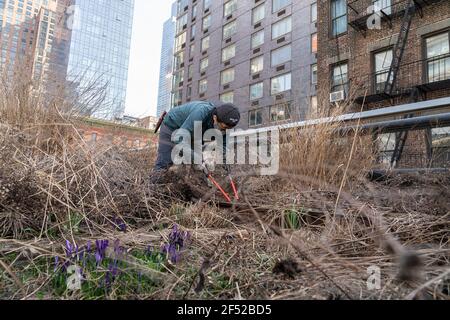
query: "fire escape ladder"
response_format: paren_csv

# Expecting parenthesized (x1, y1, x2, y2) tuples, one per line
(391, 114, 413, 168)
(390, 88, 420, 168)
(384, 0, 417, 96)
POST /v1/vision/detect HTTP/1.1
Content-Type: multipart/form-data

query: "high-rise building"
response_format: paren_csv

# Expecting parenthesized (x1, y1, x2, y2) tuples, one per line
(0, 0, 71, 88)
(67, 0, 135, 119)
(157, 2, 177, 117)
(170, 0, 318, 129)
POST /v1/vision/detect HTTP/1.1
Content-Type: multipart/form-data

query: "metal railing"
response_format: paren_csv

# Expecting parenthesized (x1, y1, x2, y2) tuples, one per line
(352, 53, 450, 99)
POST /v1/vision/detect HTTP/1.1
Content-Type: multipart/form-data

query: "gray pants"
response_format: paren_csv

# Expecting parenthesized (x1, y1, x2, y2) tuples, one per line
(154, 123, 175, 171)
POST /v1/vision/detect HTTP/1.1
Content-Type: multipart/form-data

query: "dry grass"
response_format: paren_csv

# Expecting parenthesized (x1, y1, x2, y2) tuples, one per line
(0, 74, 449, 300)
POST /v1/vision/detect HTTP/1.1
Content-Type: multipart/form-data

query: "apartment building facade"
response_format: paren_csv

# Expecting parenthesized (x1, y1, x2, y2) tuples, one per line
(157, 2, 177, 117)
(170, 0, 318, 130)
(0, 0, 71, 87)
(317, 0, 450, 168)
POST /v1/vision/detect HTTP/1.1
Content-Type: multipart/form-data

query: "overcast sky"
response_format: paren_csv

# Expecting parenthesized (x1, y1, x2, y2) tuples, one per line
(124, 0, 173, 118)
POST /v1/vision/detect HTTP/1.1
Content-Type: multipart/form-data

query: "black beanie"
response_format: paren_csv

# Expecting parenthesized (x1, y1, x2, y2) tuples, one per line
(215, 103, 241, 127)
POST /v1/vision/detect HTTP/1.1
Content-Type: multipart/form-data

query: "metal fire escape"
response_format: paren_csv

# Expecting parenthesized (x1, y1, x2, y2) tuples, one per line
(345, 0, 447, 168)
(385, 0, 417, 166)
(383, 0, 417, 96)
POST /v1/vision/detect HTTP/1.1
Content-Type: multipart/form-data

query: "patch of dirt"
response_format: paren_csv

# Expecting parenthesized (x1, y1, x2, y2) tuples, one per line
(273, 259, 303, 279)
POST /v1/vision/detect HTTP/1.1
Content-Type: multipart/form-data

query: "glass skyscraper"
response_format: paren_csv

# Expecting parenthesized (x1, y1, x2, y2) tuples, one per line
(67, 0, 134, 118)
(156, 2, 176, 117)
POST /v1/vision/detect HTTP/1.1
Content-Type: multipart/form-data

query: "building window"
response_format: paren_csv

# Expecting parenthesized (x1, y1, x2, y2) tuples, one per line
(271, 73, 291, 95)
(204, 0, 211, 11)
(175, 31, 187, 52)
(192, 3, 198, 19)
(331, 0, 347, 36)
(174, 51, 185, 70)
(190, 43, 195, 57)
(188, 64, 194, 79)
(199, 78, 208, 94)
(172, 89, 183, 106)
(252, 4, 265, 25)
(222, 44, 236, 62)
(311, 33, 318, 53)
(249, 109, 263, 127)
(273, 0, 291, 13)
(173, 69, 184, 88)
(221, 68, 235, 85)
(271, 44, 291, 66)
(251, 30, 265, 49)
(425, 32, 450, 83)
(202, 14, 211, 31)
(311, 64, 318, 85)
(220, 91, 234, 103)
(272, 16, 292, 40)
(270, 103, 291, 122)
(177, 0, 188, 15)
(250, 82, 264, 100)
(251, 55, 264, 74)
(373, 0, 392, 15)
(431, 127, 450, 167)
(311, 2, 317, 23)
(190, 24, 196, 39)
(187, 85, 192, 99)
(201, 36, 210, 51)
(377, 133, 396, 164)
(91, 132, 98, 142)
(374, 49, 393, 93)
(223, 20, 237, 39)
(176, 13, 188, 34)
(331, 62, 348, 93)
(200, 57, 209, 72)
(224, 0, 238, 17)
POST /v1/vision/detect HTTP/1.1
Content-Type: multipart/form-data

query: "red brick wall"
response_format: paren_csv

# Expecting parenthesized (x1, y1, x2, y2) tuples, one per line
(75, 120, 158, 150)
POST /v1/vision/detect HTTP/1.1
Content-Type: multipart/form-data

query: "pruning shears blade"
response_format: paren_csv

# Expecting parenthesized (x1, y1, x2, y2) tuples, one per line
(208, 174, 232, 203)
(229, 177, 239, 201)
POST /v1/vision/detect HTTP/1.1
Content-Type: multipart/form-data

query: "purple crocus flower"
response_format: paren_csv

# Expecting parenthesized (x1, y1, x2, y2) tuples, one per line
(159, 225, 191, 264)
(113, 217, 127, 232)
(65, 240, 73, 258)
(118, 221, 127, 232)
(95, 251, 102, 265)
(95, 240, 110, 266)
(86, 241, 92, 253)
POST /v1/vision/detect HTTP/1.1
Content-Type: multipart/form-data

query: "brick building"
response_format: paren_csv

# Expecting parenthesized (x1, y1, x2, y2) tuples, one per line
(75, 117, 158, 150)
(171, 0, 318, 130)
(317, 0, 450, 167)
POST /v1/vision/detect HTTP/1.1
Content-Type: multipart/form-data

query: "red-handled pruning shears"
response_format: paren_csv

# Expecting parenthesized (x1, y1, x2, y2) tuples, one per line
(203, 165, 239, 203)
